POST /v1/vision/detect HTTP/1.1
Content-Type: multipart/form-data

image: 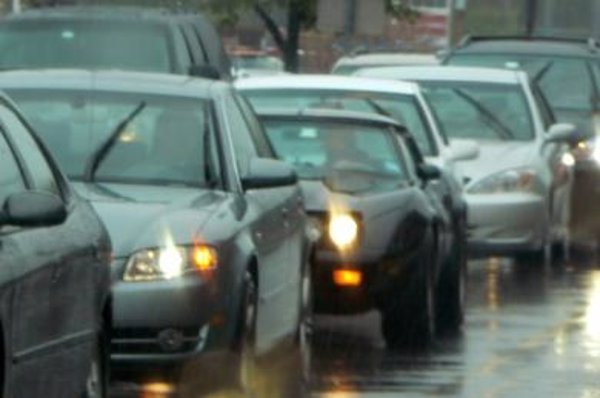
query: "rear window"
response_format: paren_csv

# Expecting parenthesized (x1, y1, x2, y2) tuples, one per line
(0, 20, 173, 72)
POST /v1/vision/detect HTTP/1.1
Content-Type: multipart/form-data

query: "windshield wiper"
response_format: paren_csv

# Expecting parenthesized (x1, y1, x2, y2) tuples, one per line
(453, 89, 515, 140)
(533, 61, 554, 83)
(83, 102, 146, 183)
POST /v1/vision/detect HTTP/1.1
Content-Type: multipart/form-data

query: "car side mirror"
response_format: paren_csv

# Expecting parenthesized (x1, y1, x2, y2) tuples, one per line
(0, 191, 66, 227)
(189, 64, 221, 80)
(417, 163, 442, 181)
(241, 158, 298, 190)
(545, 123, 579, 145)
(448, 139, 480, 161)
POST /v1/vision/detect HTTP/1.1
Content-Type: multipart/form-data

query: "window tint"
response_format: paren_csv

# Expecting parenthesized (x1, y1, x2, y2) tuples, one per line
(0, 21, 172, 72)
(225, 95, 259, 174)
(0, 129, 25, 204)
(0, 106, 59, 195)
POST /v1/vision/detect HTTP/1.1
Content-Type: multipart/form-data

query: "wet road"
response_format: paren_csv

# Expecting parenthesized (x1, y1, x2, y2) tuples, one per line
(111, 254, 600, 397)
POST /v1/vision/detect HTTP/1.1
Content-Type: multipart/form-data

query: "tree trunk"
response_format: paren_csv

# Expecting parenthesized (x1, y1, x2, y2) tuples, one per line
(284, 1, 301, 72)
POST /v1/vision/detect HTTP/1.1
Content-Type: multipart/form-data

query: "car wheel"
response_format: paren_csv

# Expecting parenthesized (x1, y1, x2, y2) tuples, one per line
(381, 246, 435, 349)
(82, 331, 107, 398)
(296, 262, 313, 388)
(235, 271, 258, 397)
(435, 227, 466, 333)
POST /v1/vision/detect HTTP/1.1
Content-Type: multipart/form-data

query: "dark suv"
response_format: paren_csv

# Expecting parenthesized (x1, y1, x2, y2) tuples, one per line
(444, 35, 600, 244)
(0, 6, 231, 79)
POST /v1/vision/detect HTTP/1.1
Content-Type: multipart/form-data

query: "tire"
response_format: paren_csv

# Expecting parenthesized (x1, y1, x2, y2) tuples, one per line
(234, 271, 258, 397)
(435, 223, 466, 333)
(381, 254, 435, 349)
(82, 330, 108, 398)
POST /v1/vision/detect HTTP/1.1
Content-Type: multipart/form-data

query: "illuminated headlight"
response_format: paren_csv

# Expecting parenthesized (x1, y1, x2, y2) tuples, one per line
(574, 136, 600, 164)
(468, 168, 542, 194)
(124, 245, 218, 282)
(328, 214, 358, 249)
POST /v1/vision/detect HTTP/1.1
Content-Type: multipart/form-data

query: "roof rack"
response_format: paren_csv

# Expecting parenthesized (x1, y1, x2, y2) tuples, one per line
(456, 34, 600, 52)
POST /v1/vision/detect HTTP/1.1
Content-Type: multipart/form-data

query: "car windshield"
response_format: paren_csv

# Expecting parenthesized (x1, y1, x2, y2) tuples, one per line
(0, 21, 172, 72)
(419, 82, 535, 141)
(448, 53, 597, 111)
(243, 89, 438, 156)
(262, 119, 407, 194)
(7, 89, 214, 187)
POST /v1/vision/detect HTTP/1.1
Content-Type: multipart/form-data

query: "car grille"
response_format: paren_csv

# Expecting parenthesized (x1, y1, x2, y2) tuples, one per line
(112, 327, 204, 355)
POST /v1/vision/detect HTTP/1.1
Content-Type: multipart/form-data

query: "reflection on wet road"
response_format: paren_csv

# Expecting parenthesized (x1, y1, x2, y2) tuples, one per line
(111, 255, 600, 397)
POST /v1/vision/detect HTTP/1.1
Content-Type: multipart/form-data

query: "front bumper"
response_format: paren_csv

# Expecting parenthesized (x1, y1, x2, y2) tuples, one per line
(312, 249, 422, 315)
(111, 262, 225, 366)
(466, 192, 546, 256)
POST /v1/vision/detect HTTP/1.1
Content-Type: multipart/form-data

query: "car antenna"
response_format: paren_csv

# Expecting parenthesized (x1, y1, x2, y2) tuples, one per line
(83, 101, 146, 183)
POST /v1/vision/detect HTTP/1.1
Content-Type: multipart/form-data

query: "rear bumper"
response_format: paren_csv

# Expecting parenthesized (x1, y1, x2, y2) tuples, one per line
(466, 193, 546, 256)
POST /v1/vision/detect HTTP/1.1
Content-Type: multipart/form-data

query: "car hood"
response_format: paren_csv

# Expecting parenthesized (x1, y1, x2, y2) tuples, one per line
(73, 182, 224, 258)
(455, 140, 539, 185)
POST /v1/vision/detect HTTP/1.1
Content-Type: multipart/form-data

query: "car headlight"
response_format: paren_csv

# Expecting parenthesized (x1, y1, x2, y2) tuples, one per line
(123, 244, 218, 282)
(328, 213, 359, 249)
(468, 168, 542, 194)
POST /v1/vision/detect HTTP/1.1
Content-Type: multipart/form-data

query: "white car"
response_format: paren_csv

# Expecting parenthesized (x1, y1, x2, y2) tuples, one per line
(331, 52, 438, 75)
(357, 66, 577, 261)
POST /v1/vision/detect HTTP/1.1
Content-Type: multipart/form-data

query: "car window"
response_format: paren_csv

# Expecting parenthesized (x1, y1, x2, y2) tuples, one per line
(448, 54, 595, 111)
(0, 129, 25, 205)
(0, 105, 60, 195)
(180, 24, 205, 65)
(531, 84, 555, 130)
(0, 21, 172, 72)
(421, 82, 535, 141)
(224, 95, 259, 175)
(242, 89, 438, 156)
(261, 118, 407, 194)
(235, 95, 275, 157)
(7, 89, 216, 187)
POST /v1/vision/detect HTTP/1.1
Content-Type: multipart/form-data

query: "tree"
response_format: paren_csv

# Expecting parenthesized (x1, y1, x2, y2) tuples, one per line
(209, 0, 417, 72)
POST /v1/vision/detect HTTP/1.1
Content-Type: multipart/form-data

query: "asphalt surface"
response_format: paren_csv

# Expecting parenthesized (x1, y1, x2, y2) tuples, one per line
(111, 252, 600, 397)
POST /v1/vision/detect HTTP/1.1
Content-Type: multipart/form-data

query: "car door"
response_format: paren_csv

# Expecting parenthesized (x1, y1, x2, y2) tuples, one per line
(0, 104, 99, 395)
(223, 92, 301, 352)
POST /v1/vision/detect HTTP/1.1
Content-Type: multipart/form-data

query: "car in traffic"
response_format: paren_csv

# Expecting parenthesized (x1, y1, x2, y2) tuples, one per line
(331, 52, 438, 75)
(357, 66, 578, 262)
(0, 69, 312, 394)
(0, 6, 232, 79)
(255, 107, 461, 346)
(443, 35, 600, 246)
(237, 74, 476, 329)
(0, 93, 111, 397)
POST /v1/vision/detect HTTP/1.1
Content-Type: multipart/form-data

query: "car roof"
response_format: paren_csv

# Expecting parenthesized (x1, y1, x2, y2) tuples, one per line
(450, 36, 600, 58)
(334, 53, 438, 67)
(5, 6, 200, 22)
(235, 74, 420, 95)
(357, 65, 525, 84)
(255, 107, 405, 129)
(0, 69, 224, 98)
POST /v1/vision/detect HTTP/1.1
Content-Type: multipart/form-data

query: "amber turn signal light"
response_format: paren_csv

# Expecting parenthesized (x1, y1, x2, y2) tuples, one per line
(333, 269, 362, 287)
(192, 245, 218, 272)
